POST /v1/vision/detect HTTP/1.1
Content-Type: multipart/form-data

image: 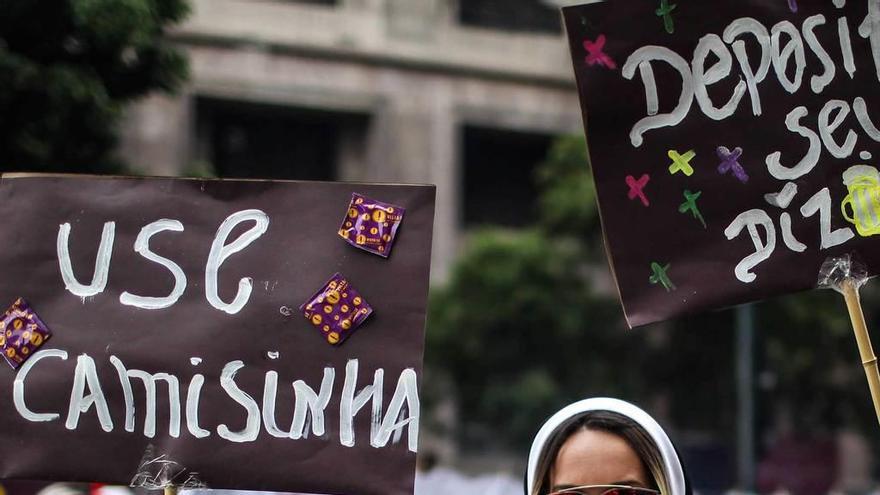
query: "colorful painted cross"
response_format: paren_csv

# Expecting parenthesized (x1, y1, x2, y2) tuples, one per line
(668, 149, 696, 176)
(679, 189, 707, 228)
(788, 0, 798, 13)
(716, 146, 749, 183)
(655, 0, 677, 34)
(649, 262, 675, 292)
(583, 34, 617, 70)
(626, 174, 651, 207)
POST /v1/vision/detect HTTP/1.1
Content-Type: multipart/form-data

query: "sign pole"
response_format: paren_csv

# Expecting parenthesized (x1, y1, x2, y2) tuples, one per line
(840, 279, 880, 426)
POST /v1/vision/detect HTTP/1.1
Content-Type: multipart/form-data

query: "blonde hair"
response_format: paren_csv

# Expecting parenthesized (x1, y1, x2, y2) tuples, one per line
(529, 410, 670, 495)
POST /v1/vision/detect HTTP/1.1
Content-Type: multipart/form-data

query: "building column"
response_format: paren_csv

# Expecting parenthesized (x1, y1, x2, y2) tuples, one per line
(118, 92, 192, 176)
(362, 76, 458, 283)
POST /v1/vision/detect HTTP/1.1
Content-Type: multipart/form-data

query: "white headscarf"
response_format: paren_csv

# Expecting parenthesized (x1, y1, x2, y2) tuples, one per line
(526, 398, 689, 495)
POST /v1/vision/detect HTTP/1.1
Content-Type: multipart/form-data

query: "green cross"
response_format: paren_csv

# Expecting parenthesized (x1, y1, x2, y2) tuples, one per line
(656, 0, 677, 34)
(650, 262, 675, 292)
(679, 190, 707, 229)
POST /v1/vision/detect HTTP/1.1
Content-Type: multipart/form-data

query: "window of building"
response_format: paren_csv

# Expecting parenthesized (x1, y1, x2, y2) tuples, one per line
(196, 98, 361, 181)
(458, 0, 562, 35)
(461, 125, 555, 228)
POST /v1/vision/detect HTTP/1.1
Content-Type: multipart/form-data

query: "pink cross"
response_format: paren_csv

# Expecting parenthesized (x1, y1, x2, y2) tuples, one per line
(583, 34, 617, 70)
(626, 174, 650, 207)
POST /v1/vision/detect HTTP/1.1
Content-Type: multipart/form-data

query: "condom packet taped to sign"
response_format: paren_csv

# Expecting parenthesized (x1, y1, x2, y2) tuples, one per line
(1, 298, 52, 369)
(300, 273, 373, 345)
(338, 193, 405, 258)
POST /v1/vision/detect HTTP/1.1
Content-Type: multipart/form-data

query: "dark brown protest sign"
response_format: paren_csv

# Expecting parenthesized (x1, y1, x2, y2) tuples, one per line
(564, 0, 880, 327)
(0, 174, 435, 495)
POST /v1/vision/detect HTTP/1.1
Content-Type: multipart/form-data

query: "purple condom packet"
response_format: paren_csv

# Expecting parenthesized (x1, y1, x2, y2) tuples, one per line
(338, 193, 405, 258)
(299, 273, 373, 346)
(1, 298, 52, 370)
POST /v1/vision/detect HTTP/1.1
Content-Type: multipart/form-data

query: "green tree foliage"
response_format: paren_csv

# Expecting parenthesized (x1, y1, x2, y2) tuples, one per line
(0, 0, 190, 173)
(426, 136, 638, 449)
(427, 230, 625, 447)
(757, 286, 880, 441)
(534, 135, 599, 238)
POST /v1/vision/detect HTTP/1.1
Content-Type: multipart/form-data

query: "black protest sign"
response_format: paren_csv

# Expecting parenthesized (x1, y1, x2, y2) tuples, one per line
(0, 174, 435, 495)
(564, 0, 880, 327)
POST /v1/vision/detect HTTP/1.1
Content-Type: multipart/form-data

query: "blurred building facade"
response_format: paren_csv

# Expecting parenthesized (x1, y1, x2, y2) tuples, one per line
(116, 2, 880, 492)
(119, 0, 583, 281)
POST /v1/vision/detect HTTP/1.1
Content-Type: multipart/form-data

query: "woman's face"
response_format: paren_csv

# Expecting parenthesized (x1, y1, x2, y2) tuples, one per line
(549, 428, 652, 491)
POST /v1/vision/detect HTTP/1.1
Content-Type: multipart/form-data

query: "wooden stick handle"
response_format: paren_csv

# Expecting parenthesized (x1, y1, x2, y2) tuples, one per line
(841, 279, 880, 426)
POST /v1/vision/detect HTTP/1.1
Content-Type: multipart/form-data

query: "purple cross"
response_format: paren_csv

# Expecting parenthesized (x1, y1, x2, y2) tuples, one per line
(716, 146, 749, 184)
(788, 0, 798, 13)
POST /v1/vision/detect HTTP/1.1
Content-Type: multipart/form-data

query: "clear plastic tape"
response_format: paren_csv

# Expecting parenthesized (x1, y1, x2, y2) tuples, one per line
(129, 444, 207, 490)
(817, 253, 871, 294)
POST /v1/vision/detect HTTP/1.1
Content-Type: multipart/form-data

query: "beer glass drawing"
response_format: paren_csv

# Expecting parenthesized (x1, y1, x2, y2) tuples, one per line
(842, 164, 880, 237)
